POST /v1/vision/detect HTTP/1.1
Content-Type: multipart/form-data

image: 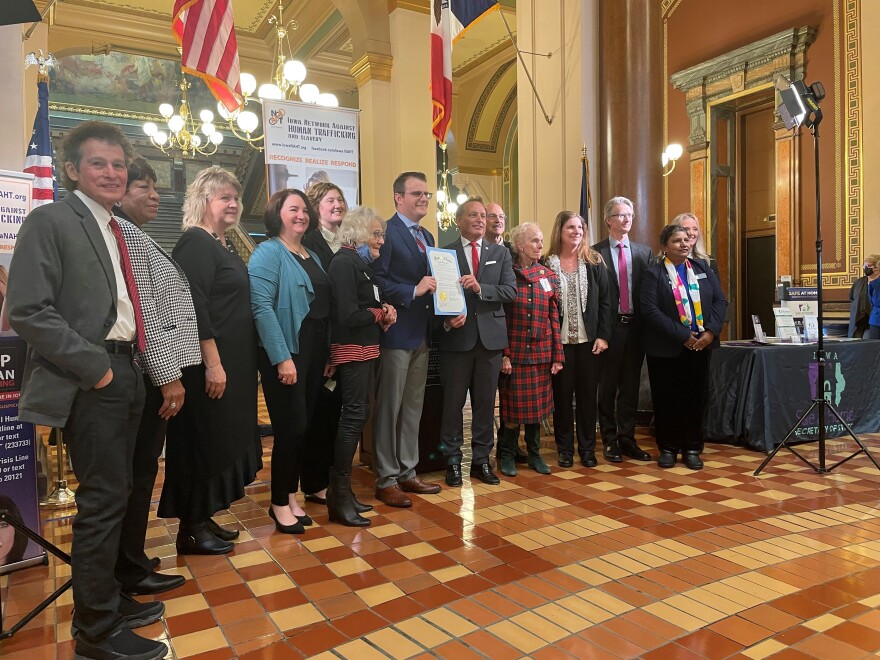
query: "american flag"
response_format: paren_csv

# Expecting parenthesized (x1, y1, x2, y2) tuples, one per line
(23, 80, 57, 207)
(172, 0, 242, 113)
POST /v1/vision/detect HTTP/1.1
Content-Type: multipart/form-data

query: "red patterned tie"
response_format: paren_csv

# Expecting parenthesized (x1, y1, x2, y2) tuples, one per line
(618, 243, 630, 314)
(109, 217, 146, 351)
(470, 241, 480, 278)
(413, 226, 426, 253)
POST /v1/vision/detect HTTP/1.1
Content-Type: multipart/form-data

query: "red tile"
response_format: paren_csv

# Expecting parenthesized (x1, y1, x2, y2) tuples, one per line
(371, 596, 423, 624)
(332, 610, 387, 638)
(257, 588, 309, 612)
(287, 621, 349, 656)
(824, 621, 880, 652)
(237, 640, 303, 660)
(410, 583, 459, 608)
(461, 630, 522, 660)
(676, 629, 745, 659)
(203, 583, 254, 607)
(166, 609, 218, 637)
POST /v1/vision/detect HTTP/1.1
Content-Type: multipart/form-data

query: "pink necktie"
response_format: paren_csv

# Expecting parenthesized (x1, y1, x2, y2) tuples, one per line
(109, 217, 146, 351)
(618, 243, 630, 314)
(470, 241, 480, 278)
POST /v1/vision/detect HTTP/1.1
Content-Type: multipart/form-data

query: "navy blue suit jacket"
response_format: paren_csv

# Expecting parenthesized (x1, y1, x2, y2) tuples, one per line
(639, 258, 728, 358)
(372, 213, 435, 349)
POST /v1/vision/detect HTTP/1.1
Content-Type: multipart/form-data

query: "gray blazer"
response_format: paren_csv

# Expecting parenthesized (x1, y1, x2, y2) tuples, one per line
(8, 194, 122, 427)
(116, 213, 202, 386)
(438, 239, 516, 352)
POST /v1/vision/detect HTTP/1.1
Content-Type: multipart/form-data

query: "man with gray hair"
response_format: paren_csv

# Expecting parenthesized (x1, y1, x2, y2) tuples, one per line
(591, 196, 653, 464)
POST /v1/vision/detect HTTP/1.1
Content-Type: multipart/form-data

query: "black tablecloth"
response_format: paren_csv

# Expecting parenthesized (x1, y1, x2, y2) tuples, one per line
(705, 340, 880, 451)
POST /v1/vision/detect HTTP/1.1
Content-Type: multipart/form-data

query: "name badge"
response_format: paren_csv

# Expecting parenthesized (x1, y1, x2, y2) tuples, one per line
(486, 260, 497, 265)
(696, 273, 707, 280)
(373, 285, 381, 302)
(539, 278, 552, 292)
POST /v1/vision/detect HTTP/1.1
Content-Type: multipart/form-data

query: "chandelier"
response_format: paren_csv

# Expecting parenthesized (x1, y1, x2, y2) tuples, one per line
(436, 143, 468, 231)
(216, 0, 339, 150)
(143, 74, 224, 158)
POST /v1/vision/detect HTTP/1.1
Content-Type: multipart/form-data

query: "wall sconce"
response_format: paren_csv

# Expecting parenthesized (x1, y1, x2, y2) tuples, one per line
(662, 143, 684, 176)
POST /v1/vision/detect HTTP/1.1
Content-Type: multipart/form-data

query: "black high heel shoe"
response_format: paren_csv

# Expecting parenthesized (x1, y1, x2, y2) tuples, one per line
(268, 507, 305, 535)
(176, 522, 234, 555)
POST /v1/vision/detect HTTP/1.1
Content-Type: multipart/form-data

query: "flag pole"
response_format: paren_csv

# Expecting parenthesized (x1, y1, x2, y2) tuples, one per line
(495, 4, 553, 125)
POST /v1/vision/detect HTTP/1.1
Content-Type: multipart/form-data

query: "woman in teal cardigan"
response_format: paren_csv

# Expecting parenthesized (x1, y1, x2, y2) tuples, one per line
(250, 189, 332, 535)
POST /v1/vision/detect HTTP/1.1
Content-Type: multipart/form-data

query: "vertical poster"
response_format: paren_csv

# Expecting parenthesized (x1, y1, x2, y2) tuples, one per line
(262, 99, 359, 203)
(0, 169, 45, 575)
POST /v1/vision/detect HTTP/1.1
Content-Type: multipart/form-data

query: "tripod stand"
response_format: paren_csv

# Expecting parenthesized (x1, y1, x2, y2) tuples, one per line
(754, 78, 880, 476)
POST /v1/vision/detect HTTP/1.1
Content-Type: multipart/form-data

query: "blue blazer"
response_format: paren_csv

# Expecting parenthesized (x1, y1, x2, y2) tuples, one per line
(639, 258, 728, 358)
(249, 237, 321, 363)
(371, 213, 435, 349)
(869, 279, 880, 327)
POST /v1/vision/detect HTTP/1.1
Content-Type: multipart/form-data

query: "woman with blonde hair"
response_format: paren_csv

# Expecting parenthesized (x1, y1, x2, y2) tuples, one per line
(673, 212, 719, 280)
(159, 166, 261, 554)
(545, 211, 614, 468)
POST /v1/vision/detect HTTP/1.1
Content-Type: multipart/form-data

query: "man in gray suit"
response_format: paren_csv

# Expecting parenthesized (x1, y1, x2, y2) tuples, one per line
(592, 196, 654, 464)
(8, 122, 167, 660)
(439, 199, 516, 486)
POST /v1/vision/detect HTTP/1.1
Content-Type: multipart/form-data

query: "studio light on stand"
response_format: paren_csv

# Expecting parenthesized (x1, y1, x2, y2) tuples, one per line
(754, 74, 879, 476)
(662, 143, 683, 176)
(216, 0, 338, 150)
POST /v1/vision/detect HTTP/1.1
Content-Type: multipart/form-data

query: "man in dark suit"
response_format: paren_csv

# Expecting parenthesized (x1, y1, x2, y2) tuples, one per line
(591, 196, 653, 463)
(8, 122, 167, 659)
(438, 199, 516, 486)
(371, 172, 442, 507)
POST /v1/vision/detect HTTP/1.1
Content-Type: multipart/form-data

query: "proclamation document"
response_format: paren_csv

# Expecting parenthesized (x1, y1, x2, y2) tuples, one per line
(427, 247, 467, 316)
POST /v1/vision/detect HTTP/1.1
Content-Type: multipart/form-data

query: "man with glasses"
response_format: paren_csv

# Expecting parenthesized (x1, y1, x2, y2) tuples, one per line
(592, 196, 653, 464)
(371, 172, 442, 506)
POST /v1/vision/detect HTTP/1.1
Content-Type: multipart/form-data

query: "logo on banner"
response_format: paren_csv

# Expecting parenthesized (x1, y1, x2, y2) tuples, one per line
(0, 341, 26, 394)
(268, 108, 286, 126)
(808, 355, 846, 406)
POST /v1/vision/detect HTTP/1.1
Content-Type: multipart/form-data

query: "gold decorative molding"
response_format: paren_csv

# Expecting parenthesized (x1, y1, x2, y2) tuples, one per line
(458, 165, 501, 176)
(350, 52, 394, 87)
(387, 0, 430, 15)
(49, 102, 160, 122)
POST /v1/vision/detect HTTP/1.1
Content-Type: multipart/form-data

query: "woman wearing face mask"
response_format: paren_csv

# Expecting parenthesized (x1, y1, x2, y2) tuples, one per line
(850, 255, 880, 338)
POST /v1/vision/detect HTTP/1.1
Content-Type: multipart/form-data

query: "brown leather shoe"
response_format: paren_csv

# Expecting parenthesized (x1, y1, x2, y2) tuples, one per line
(375, 484, 412, 508)
(398, 476, 441, 494)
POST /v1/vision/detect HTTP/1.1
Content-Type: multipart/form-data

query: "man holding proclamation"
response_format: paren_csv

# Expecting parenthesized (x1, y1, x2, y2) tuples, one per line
(438, 199, 516, 486)
(371, 172, 442, 507)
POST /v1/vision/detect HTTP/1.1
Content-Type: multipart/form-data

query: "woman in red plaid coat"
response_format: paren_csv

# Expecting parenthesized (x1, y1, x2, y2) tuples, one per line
(498, 222, 564, 477)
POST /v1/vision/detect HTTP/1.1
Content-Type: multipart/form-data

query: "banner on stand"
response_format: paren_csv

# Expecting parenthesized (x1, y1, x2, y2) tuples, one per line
(263, 99, 359, 204)
(0, 169, 45, 576)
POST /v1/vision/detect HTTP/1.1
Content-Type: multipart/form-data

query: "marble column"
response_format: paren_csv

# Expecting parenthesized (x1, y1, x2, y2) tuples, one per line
(598, 0, 663, 246)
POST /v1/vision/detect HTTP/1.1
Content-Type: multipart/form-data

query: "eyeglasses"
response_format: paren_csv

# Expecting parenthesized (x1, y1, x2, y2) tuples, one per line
(609, 213, 634, 220)
(402, 191, 433, 199)
(370, 231, 387, 239)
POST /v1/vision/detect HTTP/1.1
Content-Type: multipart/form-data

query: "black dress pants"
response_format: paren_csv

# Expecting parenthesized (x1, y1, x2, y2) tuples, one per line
(646, 350, 710, 453)
(259, 318, 328, 506)
(334, 359, 376, 472)
(553, 342, 603, 459)
(598, 320, 643, 445)
(65, 352, 145, 641)
(115, 376, 166, 588)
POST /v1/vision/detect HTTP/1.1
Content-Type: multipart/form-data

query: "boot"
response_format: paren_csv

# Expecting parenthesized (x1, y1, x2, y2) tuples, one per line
(327, 470, 371, 527)
(351, 487, 373, 513)
(525, 424, 551, 474)
(498, 426, 518, 477)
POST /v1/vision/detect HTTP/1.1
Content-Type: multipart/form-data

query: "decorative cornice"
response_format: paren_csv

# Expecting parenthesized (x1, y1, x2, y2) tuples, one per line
(350, 52, 394, 87)
(387, 0, 431, 15)
(670, 27, 817, 92)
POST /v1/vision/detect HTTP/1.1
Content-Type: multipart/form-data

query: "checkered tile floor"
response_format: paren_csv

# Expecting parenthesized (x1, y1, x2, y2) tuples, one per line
(3, 422, 880, 659)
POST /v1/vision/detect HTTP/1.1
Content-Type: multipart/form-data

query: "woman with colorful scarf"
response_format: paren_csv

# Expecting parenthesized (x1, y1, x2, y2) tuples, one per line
(639, 224, 728, 470)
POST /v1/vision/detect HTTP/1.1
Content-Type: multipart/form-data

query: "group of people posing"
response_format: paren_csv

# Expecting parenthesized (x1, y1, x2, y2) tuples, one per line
(7, 119, 728, 660)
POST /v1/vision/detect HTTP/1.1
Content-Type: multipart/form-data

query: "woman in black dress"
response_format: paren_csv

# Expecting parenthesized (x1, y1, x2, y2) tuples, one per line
(159, 166, 261, 555)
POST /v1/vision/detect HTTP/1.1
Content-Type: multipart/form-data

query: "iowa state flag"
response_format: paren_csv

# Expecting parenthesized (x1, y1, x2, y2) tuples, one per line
(431, 0, 498, 144)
